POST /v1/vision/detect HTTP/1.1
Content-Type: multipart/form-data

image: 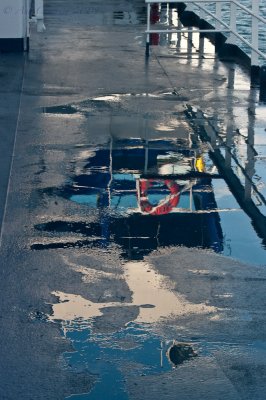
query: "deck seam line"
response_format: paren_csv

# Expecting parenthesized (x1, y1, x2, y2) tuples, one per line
(0, 56, 26, 248)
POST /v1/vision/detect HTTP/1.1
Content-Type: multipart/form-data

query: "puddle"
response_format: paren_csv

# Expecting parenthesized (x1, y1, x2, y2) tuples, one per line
(62, 323, 198, 400)
(42, 92, 189, 117)
(32, 142, 225, 257)
(27, 2, 266, 398)
(50, 261, 208, 400)
(13, 0, 266, 398)
(36, 90, 266, 398)
(32, 128, 266, 264)
(50, 262, 216, 325)
(47, 259, 257, 400)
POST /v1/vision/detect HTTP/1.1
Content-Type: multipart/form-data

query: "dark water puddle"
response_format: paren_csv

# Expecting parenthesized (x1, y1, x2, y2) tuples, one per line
(43, 105, 79, 115)
(47, 259, 212, 400)
(53, 310, 251, 400)
(32, 137, 226, 257)
(36, 93, 266, 399)
(32, 129, 266, 264)
(57, 321, 197, 400)
(27, 1, 266, 398)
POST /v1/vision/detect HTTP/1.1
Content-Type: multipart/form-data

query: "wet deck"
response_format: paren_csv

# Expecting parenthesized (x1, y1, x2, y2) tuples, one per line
(0, 0, 266, 399)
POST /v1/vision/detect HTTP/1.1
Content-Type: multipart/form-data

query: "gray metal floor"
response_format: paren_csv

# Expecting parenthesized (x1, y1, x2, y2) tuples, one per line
(0, 1, 266, 399)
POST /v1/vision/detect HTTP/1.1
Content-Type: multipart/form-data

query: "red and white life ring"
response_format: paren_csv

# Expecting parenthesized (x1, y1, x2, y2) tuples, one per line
(138, 179, 180, 215)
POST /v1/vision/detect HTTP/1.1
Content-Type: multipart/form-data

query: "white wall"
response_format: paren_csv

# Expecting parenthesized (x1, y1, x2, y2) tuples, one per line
(0, 0, 28, 39)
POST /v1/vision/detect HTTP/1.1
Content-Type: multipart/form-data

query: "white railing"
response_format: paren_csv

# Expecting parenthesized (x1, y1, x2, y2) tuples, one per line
(145, 0, 266, 67)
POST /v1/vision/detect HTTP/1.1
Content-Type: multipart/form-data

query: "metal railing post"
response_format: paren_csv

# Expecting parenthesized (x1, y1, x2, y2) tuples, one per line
(251, 0, 260, 86)
(251, 0, 259, 66)
(146, 3, 151, 57)
(215, 1, 222, 31)
(187, 27, 193, 57)
(215, 0, 222, 51)
(177, 18, 182, 51)
(198, 1, 204, 57)
(227, 0, 237, 45)
(245, 89, 256, 200)
(199, 35, 204, 57)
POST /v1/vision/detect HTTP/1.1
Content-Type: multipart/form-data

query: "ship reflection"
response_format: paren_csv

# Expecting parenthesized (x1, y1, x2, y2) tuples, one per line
(34, 138, 223, 259)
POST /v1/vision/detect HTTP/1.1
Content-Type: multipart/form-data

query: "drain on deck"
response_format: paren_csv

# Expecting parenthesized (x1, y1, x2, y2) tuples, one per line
(167, 341, 197, 367)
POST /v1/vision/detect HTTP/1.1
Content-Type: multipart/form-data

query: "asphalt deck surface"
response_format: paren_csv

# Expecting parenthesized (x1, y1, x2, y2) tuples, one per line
(0, 1, 266, 399)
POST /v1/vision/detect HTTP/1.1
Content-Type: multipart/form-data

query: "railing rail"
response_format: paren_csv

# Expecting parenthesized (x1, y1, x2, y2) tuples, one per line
(145, 0, 266, 65)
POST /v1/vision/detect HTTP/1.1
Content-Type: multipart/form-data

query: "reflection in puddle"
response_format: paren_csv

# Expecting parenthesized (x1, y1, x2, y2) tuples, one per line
(51, 262, 216, 324)
(32, 108, 266, 263)
(51, 261, 208, 400)
(124, 262, 215, 323)
(31, 1, 266, 397)
(32, 137, 228, 258)
(63, 322, 198, 400)
(38, 90, 265, 398)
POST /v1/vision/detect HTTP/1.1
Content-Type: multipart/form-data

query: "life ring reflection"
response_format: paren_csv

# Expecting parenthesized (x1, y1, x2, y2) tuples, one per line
(138, 179, 181, 216)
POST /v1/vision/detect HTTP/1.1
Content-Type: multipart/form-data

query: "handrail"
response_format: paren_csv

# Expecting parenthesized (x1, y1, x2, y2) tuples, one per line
(145, 0, 266, 65)
(232, 0, 266, 25)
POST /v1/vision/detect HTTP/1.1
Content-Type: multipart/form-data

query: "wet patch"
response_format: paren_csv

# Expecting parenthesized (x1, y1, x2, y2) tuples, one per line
(62, 323, 197, 400)
(41, 92, 189, 118)
(51, 310, 200, 400)
(46, 257, 217, 399)
(35, 85, 266, 400)
(50, 262, 216, 325)
(33, 102, 266, 264)
(31, 134, 228, 258)
(35, 90, 266, 399)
